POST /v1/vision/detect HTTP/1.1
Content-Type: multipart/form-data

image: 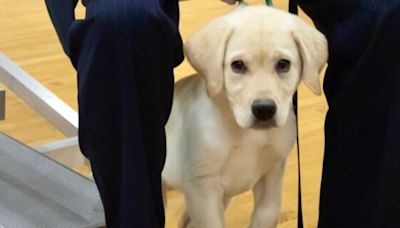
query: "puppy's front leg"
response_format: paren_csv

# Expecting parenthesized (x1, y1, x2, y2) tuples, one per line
(249, 161, 286, 228)
(184, 177, 225, 228)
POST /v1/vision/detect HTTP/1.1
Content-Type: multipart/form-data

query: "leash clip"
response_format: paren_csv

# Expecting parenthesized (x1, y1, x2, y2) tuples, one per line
(237, 0, 273, 6)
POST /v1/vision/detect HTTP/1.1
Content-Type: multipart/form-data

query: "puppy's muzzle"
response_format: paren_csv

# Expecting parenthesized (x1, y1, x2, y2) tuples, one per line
(252, 99, 277, 123)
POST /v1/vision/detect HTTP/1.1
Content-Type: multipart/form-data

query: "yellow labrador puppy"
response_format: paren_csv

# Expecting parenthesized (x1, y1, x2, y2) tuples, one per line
(162, 5, 327, 228)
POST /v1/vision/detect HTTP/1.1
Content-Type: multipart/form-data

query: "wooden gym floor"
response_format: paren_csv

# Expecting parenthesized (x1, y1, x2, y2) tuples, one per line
(0, 0, 327, 227)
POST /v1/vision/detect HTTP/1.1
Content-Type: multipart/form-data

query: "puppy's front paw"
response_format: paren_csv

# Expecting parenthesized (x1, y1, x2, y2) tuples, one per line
(179, 210, 192, 228)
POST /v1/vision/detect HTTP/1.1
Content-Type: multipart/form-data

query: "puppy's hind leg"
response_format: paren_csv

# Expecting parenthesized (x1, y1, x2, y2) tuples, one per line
(162, 181, 169, 208)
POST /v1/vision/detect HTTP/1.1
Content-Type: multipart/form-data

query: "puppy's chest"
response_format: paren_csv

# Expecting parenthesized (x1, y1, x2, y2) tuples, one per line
(219, 142, 278, 197)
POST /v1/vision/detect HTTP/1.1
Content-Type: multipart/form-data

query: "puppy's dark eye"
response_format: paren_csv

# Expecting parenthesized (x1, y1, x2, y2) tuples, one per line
(231, 60, 247, 73)
(276, 59, 291, 73)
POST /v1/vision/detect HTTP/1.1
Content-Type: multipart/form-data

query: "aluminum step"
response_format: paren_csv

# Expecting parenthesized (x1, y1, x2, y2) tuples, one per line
(0, 133, 105, 228)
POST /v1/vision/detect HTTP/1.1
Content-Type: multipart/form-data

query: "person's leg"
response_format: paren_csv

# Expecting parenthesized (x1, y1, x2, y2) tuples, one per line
(300, 1, 400, 227)
(319, 5, 400, 227)
(68, 0, 183, 227)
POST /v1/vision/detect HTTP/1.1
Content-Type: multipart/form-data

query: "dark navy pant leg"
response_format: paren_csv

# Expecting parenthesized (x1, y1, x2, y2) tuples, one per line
(68, 0, 183, 227)
(300, 1, 400, 227)
(320, 6, 400, 227)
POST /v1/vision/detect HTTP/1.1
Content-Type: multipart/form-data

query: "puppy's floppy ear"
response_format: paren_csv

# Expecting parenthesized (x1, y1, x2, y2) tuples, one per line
(292, 20, 328, 95)
(184, 18, 233, 97)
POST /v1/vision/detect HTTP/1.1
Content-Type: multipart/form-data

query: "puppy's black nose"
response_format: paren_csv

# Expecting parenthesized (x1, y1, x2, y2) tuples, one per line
(252, 100, 277, 121)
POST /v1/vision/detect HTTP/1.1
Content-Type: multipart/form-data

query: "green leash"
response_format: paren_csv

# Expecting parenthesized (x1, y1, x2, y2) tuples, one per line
(237, 0, 273, 6)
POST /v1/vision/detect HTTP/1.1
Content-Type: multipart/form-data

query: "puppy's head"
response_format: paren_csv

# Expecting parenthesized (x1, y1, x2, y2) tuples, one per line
(185, 6, 328, 129)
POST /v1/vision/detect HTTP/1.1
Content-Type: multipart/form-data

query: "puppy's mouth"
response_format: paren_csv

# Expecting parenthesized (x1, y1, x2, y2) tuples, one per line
(251, 119, 277, 129)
